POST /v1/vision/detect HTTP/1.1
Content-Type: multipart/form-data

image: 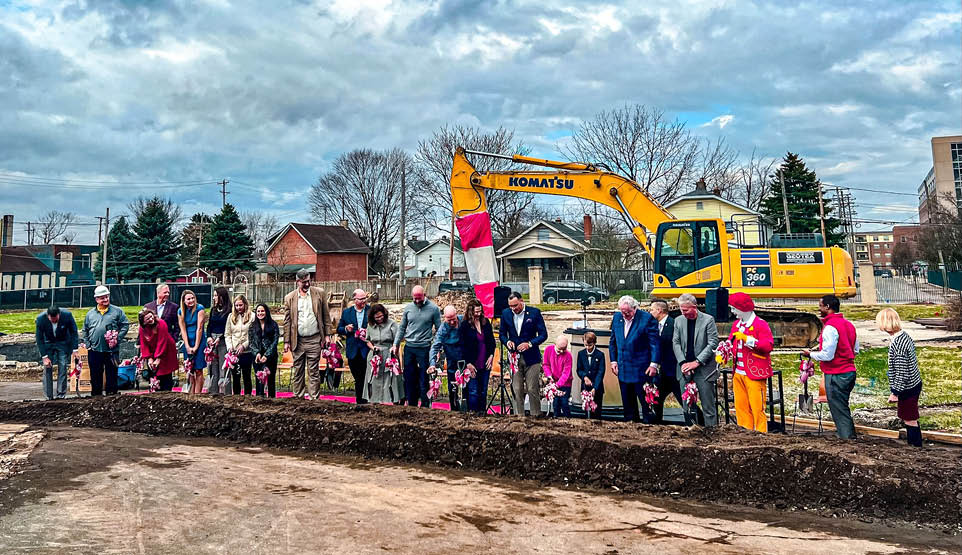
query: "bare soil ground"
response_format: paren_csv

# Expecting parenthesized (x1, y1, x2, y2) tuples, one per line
(1, 425, 958, 554)
(0, 395, 958, 534)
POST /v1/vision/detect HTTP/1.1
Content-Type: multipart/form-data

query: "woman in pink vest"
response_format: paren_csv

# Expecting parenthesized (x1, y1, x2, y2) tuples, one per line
(543, 335, 573, 417)
(803, 295, 859, 440)
(726, 293, 774, 432)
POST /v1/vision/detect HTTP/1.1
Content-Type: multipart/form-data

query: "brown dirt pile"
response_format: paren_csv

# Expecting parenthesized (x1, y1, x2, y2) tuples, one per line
(0, 395, 958, 530)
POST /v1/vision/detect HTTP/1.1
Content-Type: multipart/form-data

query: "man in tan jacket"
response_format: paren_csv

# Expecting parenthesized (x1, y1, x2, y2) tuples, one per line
(283, 269, 332, 399)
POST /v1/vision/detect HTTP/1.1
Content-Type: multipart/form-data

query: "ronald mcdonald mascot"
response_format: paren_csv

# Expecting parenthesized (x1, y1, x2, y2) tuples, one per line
(727, 292, 774, 432)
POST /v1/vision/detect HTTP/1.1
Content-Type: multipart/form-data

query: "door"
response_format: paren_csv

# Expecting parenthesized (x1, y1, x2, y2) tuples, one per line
(655, 221, 723, 287)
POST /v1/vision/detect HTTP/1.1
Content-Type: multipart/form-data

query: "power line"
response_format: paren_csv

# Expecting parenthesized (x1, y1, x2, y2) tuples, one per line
(0, 173, 220, 185)
(836, 185, 917, 197)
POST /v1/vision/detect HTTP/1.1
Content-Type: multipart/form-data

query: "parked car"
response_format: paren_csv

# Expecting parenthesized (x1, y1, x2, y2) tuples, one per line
(542, 280, 609, 305)
(438, 280, 473, 293)
(873, 269, 893, 278)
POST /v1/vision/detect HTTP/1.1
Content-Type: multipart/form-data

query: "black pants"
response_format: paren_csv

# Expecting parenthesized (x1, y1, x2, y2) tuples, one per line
(232, 352, 255, 395)
(584, 386, 604, 419)
(347, 355, 367, 403)
(402, 346, 431, 407)
(254, 354, 278, 398)
(88, 351, 118, 396)
(446, 368, 461, 411)
(158, 374, 174, 391)
(654, 376, 685, 424)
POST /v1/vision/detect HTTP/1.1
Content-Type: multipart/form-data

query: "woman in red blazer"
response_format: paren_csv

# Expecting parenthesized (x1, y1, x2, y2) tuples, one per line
(139, 309, 180, 391)
(727, 293, 774, 433)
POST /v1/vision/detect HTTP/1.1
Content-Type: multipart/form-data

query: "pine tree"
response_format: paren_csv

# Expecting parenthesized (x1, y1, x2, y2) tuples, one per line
(93, 216, 136, 283)
(127, 197, 182, 281)
(179, 213, 212, 268)
(200, 203, 256, 280)
(760, 152, 844, 246)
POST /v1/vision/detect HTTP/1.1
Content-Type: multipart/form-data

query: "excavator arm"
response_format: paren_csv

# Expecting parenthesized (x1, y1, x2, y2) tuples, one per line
(450, 147, 673, 316)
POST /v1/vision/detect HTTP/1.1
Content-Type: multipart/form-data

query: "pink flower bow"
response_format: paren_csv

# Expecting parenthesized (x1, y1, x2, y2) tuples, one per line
(322, 340, 343, 369)
(681, 381, 699, 408)
(507, 351, 519, 375)
(580, 388, 597, 412)
(183, 358, 195, 378)
(542, 379, 561, 402)
(148, 376, 160, 392)
(643, 382, 659, 407)
(69, 358, 82, 379)
(354, 328, 367, 341)
(255, 367, 270, 385)
(385, 357, 401, 376)
(204, 342, 217, 364)
(714, 339, 734, 367)
(426, 374, 443, 399)
(454, 366, 471, 387)
(370, 353, 382, 378)
(104, 329, 119, 349)
(799, 356, 815, 384)
(223, 351, 239, 372)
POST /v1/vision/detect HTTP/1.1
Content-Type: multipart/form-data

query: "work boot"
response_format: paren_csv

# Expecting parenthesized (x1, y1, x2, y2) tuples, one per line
(906, 425, 923, 447)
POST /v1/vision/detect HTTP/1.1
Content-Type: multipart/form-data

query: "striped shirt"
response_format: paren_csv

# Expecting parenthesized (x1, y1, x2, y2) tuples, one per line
(887, 331, 922, 394)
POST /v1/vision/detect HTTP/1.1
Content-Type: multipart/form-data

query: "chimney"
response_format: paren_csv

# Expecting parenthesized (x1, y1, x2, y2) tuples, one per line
(339, 219, 348, 228)
(583, 215, 592, 244)
(694, 178, 707, 193)
(554, 218, 562, 224)
(1, 215, 12, 247)
(712, 186, 721, 196)
(411, 235, 417, 241)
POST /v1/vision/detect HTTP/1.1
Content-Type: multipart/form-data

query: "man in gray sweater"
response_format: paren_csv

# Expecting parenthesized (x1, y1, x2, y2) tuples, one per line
(83, 285, 130, 396)
(391, 285, 441, 408)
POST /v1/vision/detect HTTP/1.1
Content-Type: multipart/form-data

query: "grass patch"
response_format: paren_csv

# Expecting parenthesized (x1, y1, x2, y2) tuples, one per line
(771, 346, 961, 430)
(786, 304, 946, 322)
(918, 411, 961, 433)
(0, 306, 143, 334)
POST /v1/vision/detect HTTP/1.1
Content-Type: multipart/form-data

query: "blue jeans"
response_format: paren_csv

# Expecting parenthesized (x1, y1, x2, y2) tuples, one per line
(552, 386, 571, 417)
(42, 347, 71, 399)
(466, 368, 490, 414)
(403, 345, 431, 407)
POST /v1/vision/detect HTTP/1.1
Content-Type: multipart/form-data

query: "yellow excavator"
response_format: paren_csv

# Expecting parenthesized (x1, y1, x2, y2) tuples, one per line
(450, 147, 856, 346)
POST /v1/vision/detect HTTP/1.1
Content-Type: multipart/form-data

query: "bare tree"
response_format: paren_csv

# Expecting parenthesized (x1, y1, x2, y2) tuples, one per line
(36, 210, 76, 244)
(695, 137, 741, 197)
(309, 148, 411, 276)
(242, 211, 280, 260)
(561, 104, 701, 205)
(734, 148, 776, 211)
(414, 124, 540, 241)
(264, 233, 295, 283)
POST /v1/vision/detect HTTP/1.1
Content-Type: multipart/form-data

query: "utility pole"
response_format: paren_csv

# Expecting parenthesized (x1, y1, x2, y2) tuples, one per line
(817, 181, 827, 245)
(399, 161, 406, 285)
(219, 179, 230, 208)
(96, 216, 107, 245)
(448, 216, 455, 280)
(779, 169, 792, 234)
(100, 207, 109, 284)
(25, 222, 33, 245)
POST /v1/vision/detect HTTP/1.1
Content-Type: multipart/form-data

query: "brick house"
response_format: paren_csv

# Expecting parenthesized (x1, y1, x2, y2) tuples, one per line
(259, 223, 370, 282)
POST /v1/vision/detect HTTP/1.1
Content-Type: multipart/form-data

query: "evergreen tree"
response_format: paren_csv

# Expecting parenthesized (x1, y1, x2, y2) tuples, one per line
(179, 213, 212, 268)
(759, 152, 844, 246)
(93, 216, 136, 283)
(127, 197, 182, 281)
(200, 203, 256, 279)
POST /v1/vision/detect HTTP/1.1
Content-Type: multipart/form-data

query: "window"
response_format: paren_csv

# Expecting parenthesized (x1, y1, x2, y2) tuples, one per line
(885, 253, 891, 258)
(659, 226, 695, 281)
(696, 222, 719, 257)
(900, 237, 906, 243)
(873, 244, 880, 249)
(885, 243, 891, 248)
(537, 228, 549, 241)
(695, 201, 704, 210)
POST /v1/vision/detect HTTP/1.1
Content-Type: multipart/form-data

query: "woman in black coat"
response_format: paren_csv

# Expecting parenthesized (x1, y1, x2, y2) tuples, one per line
(248, 303, 279, 398)
(459, 299, 496, 414)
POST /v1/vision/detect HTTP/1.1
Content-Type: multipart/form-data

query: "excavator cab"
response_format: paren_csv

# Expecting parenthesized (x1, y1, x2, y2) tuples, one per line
(654, 220, 725, 289)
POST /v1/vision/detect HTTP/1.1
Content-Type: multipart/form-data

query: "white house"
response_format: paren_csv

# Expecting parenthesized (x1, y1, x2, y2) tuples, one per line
(403, 237, 466, 278)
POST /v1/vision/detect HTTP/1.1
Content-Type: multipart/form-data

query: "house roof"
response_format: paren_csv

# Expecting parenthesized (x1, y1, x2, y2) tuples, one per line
(255, 263, 315, 274)
(408, 240, 430, 252)
(497, 243, 580, 259)
(268, 223, 371, 255)
(665, 179, 758, 215)
(177, 267, 213, 276)
(497, 220, 588, 254)
(0, 246, 51, 273)
(415, 236, 463, 254)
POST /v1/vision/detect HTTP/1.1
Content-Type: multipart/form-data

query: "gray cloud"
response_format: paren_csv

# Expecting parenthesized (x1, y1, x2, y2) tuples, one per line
(0, 0, 958, 244)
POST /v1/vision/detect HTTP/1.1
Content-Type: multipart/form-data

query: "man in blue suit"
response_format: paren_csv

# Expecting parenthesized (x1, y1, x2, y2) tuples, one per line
(500, 292, 548, 416)
(336, 289, 370, 403)
(35, 307, 79, 400)
(609, 295, 661, 423)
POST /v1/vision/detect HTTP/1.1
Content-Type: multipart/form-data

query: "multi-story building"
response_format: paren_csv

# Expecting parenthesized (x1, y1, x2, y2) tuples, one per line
(854, 231, 894, 269)
(918, 135, 962, 223)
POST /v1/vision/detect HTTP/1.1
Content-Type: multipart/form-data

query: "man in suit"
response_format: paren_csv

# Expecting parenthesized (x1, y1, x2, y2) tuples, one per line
(35, 307, 79, 400)
(429, 305, 464, 411)
(283, 269, 332, 400)
(143, 283, 179, 343)
(499, 292, 548, 416)
(336, 288, 369, 403)
(671, 294, 720, 427)
(576, 331, 605, 419)
(609, 295, 661, 423)
(648, 299, 688, 424)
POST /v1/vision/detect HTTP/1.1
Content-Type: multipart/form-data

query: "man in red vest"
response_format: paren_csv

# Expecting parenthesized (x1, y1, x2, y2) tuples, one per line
(726, 292, 774, 432)
(803, 294, 859, 439)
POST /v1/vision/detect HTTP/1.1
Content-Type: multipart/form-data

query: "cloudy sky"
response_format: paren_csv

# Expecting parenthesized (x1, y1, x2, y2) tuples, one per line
(1, 0, 959, 244)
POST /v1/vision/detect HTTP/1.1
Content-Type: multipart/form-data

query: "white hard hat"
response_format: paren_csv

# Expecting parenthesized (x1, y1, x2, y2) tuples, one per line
(94, 285, 110, 297)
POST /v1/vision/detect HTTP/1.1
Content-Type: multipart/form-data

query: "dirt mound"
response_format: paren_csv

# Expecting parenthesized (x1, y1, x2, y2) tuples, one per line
(433, 291, 476, 314)
(0, 395, 958, 530)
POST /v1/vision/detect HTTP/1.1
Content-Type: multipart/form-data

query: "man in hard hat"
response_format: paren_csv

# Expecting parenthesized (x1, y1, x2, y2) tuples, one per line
(726, 292, 774, 433)
(83, 285, 130, 396)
